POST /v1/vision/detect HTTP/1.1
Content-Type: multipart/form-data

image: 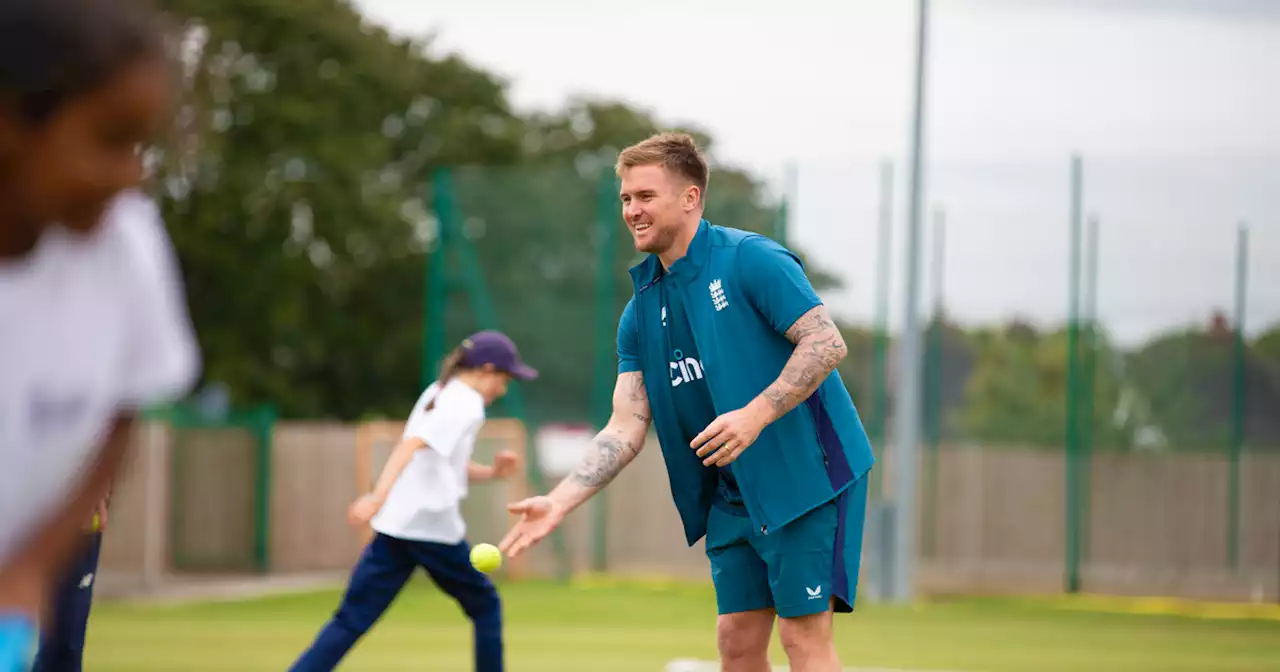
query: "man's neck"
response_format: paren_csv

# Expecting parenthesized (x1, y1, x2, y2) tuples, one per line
(657, 216, 703, 270)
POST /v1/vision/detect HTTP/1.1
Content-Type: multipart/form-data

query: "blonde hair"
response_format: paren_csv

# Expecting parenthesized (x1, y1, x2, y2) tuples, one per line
(615, 132, 709, 202)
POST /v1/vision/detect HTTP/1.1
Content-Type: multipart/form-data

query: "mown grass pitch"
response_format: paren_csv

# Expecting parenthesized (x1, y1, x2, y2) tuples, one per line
(84, 577, 1280, 671)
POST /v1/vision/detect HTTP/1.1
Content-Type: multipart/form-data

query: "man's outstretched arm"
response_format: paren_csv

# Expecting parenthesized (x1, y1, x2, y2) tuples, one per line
(500, 372, 650, 558)
(549, 371, 651, 511)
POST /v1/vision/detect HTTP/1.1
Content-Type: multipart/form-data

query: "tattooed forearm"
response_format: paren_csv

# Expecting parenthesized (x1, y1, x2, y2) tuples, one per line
(756, 306, 848, 420)
(545, 372, 650, 512)
(569, 430, 640, 489)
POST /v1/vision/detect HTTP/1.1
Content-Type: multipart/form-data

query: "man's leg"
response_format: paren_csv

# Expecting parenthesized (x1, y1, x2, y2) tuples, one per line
(289, 534, 414, 672)
(408, 540, 503, 672)
(755, 498, 843, 672)
(31, 532, 102, 672)
(776, 609, 838, 672)
(706, 505, 774, 672)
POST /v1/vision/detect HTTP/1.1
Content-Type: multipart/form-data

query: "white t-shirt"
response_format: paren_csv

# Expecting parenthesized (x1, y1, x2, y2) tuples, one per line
(370, 378, 486, 545)
(0, 190, 201, 565)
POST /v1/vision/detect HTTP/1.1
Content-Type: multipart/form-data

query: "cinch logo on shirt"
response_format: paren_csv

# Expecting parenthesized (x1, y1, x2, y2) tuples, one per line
(669, 349, 704, 387)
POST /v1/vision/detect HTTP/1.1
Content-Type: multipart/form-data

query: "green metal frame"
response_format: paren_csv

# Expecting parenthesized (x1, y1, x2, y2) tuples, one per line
(164, 403, 276, 573)
(870, 159, 894, 500)
(426, 167, 573, 580)
(590, 170, 619, 572)
(1228, 223, 1249, 570)
(1081, 214, 1100, 571)
(921, 207, 945, 559)
(1065, 155, 1084, 594)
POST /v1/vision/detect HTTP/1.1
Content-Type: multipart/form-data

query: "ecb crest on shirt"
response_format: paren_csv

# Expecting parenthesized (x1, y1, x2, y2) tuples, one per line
(709, 279, 728, 311)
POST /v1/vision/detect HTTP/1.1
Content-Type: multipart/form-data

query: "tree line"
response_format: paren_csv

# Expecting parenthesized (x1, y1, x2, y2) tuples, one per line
(153, 0, 1279, 452)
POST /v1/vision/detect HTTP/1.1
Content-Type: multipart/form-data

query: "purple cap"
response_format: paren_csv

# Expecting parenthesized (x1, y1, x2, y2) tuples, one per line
(459, 330, 538, 380)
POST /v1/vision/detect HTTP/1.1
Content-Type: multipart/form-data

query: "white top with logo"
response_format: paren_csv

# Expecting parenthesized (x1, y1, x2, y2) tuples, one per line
(0, 190, 200, 565)
(370, 378, 485, 545)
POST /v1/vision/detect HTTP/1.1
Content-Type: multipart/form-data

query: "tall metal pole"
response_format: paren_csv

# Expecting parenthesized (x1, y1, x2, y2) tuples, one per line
(1065, 155, 1084, 594)
(1228, 222, 1249, 571)
(1081, 213, 1099, 571)
(592, 170, 619, 573)
(889, 0, 930, 604)
(871, 159, 894, 500)
(922, 206, 946, 560)
(424, 169, 453, 390)
(927, 207, 947, 449)
(779, 162, 798, 245)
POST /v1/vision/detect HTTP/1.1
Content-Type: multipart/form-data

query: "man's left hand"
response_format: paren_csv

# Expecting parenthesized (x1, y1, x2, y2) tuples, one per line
(692, 407, 769, 467)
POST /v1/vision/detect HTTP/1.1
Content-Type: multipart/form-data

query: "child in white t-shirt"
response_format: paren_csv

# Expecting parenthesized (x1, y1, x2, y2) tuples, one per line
(289, 331, 537, 672)
(1, 2, 200, 669)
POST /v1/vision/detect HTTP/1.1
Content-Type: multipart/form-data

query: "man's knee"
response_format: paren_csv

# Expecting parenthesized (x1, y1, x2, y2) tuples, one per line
(778, 609, 835, 663)
(716, 609, 773, 663)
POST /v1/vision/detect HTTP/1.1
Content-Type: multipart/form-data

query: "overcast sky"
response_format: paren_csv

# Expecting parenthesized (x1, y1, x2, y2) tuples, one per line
(354, 0, 1278, 345)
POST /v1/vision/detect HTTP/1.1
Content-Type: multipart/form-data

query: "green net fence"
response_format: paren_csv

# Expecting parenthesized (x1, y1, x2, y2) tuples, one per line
(798, 154, 1280, 600)
(408, 156, 1279, 597)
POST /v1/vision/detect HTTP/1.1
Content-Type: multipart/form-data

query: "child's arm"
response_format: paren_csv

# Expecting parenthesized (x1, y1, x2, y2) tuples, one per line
(348, 436, 427, 525)
(0, 415, 132, 617)
(368, 437, 427, 504)
(467, 450, 522, 483)
(467, 462, 496, 482)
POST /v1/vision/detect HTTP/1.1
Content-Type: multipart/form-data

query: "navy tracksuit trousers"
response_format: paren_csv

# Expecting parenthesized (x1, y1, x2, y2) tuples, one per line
(30, 533, 102, 672)
(289, 532, 503, 671)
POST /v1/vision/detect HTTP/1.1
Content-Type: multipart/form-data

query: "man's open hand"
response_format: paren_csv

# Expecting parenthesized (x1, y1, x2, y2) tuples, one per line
(499, 496, 564, 558)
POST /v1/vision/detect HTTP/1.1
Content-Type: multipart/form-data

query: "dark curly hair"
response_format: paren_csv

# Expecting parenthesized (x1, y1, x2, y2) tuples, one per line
(0, 0, 165, 123)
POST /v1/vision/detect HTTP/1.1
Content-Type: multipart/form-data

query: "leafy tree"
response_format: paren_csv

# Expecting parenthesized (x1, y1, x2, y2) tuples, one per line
(1126, 320, 1280, 450)
(956, 323, 1134, 449)
(149, 2, 839, 422)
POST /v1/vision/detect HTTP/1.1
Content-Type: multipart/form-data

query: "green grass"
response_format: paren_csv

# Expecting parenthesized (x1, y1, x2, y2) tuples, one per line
(85, 578, 1280, 671)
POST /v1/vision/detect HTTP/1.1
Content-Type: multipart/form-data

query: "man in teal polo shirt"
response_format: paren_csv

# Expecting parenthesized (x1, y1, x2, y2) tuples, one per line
(500, 132, 875, 672)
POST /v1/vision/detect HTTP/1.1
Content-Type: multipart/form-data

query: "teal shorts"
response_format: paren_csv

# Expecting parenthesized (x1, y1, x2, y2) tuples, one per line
(0, 614, 35, 672)
(705, 473, 869, 619)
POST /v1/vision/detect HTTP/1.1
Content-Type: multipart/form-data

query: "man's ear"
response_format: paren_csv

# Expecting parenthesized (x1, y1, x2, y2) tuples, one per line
(683, 185, 702, 212)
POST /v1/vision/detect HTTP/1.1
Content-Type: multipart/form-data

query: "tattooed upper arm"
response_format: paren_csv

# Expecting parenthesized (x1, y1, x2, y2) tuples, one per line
(785, 305, 841, 345)
(757, 305, 849, 418)
(615, 371, 651, 425)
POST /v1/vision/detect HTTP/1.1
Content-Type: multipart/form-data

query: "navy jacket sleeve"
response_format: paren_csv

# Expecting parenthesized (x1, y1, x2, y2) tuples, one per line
(736, 236, 824, 336)
(617, 297, 642, 374)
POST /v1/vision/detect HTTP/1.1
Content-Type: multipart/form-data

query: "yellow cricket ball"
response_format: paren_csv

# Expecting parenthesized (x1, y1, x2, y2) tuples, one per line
(470, 543, 502, 573)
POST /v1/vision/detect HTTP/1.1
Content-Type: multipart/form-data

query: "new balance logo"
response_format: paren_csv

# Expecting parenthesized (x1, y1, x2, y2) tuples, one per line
(709, 279, 728, 311)
(806, 585, 823, 600)
(79, 573, 95, 589)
